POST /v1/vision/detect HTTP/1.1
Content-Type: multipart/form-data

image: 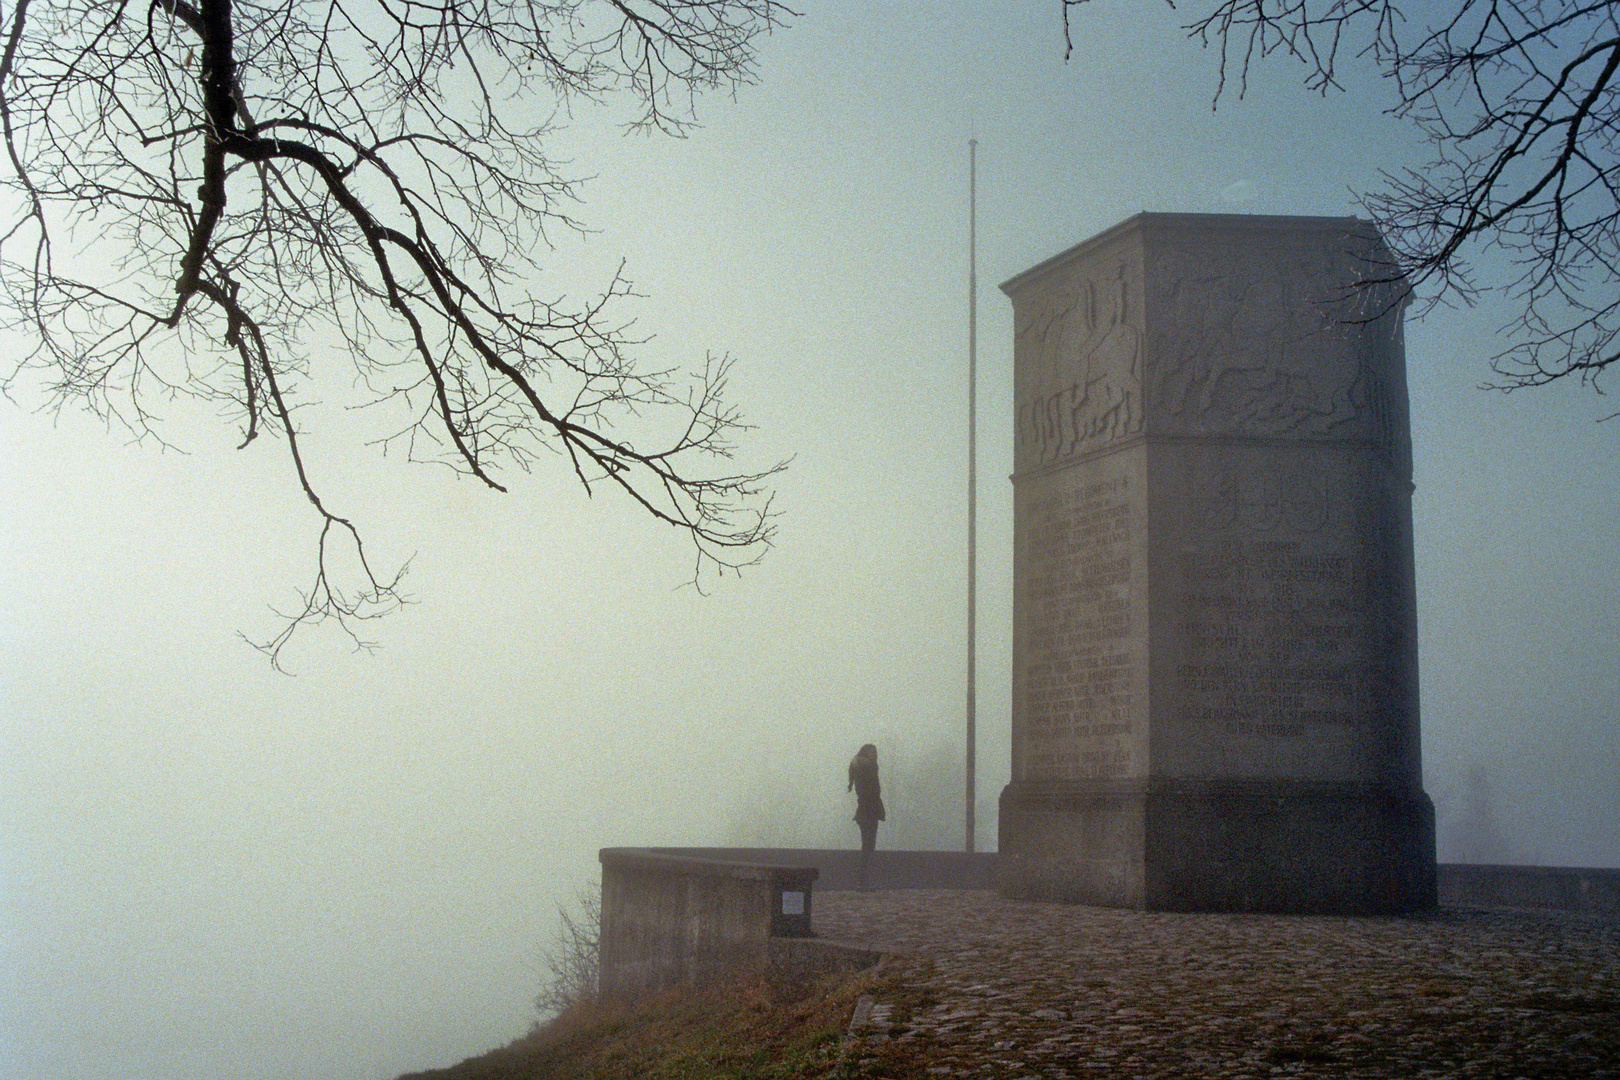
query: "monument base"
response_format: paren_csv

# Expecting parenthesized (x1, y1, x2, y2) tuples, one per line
(999, 779, 1436, 915)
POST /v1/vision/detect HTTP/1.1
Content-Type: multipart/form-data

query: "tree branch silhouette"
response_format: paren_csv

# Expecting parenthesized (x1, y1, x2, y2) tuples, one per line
(1, 0, 793, 667)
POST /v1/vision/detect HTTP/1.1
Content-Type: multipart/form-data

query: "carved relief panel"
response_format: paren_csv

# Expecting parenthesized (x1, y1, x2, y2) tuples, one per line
(1012, 239, 1146, 472)
(1142, 223, 1405, 447)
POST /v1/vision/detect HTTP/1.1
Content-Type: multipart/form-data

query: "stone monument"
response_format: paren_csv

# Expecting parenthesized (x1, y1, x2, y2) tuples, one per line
(998, 213, 1436, 914)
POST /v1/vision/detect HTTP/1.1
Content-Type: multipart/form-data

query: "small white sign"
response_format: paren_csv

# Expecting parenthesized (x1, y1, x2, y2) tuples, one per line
(780, 890, 805, 915)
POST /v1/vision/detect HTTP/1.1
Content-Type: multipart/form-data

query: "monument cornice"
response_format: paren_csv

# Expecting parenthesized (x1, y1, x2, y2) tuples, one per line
(999, 211, 1377, 297)
(1010, 431, 1412, 484)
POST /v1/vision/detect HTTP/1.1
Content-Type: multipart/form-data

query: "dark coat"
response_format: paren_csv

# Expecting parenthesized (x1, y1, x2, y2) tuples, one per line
(848, 755, 886, 825)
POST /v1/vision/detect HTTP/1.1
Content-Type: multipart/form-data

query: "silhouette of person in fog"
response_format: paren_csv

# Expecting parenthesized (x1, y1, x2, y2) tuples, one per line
(848, 743, 885, 888)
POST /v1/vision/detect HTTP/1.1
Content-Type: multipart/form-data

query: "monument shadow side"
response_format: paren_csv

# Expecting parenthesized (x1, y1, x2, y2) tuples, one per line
(999, 213, 1436, 914)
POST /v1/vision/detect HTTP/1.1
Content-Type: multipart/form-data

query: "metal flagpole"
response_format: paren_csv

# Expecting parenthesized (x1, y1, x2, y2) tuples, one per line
(966, 137, 978, 854)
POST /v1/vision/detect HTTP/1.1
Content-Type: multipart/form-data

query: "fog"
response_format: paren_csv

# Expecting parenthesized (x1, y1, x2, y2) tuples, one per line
(3, 3, 1617, 1079)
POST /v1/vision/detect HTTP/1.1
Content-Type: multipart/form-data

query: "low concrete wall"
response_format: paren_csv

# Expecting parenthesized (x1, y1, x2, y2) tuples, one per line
(652, 847, 1000, 892)
(1438, 863, 1620, 917)
(598, 851, 1615, 998)
(599, 847, 878, 999)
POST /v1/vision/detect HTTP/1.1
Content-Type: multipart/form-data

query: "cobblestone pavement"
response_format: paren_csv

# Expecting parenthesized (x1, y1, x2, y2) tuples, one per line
(814, 890, 1620, 1079)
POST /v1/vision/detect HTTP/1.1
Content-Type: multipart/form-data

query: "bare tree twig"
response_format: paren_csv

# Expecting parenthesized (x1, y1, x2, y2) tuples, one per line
(1064, 1, 1620, 399)
(0, 0, 796, 666)
(535, 879, 600, 1021)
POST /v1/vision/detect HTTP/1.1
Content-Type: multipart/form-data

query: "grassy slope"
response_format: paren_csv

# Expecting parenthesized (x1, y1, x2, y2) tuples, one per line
(395, 966, 929, 1080)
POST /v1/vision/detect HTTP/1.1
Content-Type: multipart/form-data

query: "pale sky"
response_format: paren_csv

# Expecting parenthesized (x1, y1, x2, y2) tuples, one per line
(3, 3, 1618, 1079)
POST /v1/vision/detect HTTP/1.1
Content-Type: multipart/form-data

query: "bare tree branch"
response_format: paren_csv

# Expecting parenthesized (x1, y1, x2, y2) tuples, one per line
(0, 0, 795, 666)
(1064, 1, 1620, 400)
(534, 878, 600, 1020)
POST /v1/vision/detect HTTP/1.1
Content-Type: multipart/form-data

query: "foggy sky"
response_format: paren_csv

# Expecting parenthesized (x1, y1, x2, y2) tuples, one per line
(4, 3, 1618, 1079)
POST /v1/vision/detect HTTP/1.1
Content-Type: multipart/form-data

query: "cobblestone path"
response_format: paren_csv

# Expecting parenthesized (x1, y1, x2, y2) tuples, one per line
(814, 890, 1620, 1079)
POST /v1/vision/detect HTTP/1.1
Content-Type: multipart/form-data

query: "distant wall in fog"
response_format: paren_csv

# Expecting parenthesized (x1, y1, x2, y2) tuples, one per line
(1438, 864, 1620, 917)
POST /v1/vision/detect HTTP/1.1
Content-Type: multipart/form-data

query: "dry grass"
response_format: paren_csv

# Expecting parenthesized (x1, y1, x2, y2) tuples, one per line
(396, 965, 928, 1080)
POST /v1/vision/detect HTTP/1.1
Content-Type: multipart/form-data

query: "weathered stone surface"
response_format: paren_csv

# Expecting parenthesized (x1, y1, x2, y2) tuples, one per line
(1000, 213, 1434, 913)
(597, 847, 817, 998)
(821, 889, 1620, 1079)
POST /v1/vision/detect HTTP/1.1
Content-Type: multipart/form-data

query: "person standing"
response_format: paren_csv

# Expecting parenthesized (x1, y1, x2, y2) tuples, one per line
(848, 743, 886, 888)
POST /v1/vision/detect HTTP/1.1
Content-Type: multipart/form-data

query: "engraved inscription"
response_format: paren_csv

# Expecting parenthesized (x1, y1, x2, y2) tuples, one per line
(1020, 470, 1138, 779)
(1194, 465, 1329, 533)
(1177, 538, 1381, 739)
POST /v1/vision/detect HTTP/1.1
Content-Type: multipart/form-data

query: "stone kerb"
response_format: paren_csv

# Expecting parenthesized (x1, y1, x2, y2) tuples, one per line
(598, 847, 831, 999)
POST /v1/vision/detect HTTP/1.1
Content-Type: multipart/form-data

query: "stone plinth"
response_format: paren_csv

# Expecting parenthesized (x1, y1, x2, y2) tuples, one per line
(998, 213, 1435, 914)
